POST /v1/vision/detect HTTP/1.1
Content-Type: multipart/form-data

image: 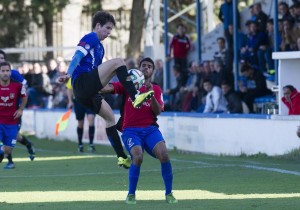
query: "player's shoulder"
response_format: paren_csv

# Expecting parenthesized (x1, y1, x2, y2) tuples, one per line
(152, 83, 162, 92)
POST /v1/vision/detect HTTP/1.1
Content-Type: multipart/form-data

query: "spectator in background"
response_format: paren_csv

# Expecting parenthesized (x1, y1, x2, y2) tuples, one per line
(240, 21, 268, 66)
(168, 23, 191, 86)
(281, 85, 300, 115)
(257, 19, 279, 74)
(239, 63, 272, 113)
(218, 0, 240, 51)
(279, 1, 294, 21)
(211, 59, 234, 88)
(152, 59, 163, 89)
(202, 79, 227, 113)
(47, 59, 58, 81)
(221, 81, 243, 114)
(253, 3, 269, 32)
(126, 58, 136, 70)
(27, 63, 52, 108)
(280, 18, 300, 51)
(214, 37, 232, 71)
(164, 65, 184, 111)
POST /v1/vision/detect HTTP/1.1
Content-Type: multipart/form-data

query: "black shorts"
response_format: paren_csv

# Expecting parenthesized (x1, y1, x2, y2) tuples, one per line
(73, 99, 95, 121)
(73, 69, 104, 114)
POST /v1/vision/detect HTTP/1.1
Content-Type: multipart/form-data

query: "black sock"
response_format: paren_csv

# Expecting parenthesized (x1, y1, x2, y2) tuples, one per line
(89, 126, 95, 145)
(106, 125, 127, 158)
(77, 127, 83, 145)
(116, 65, 137, 101)
(19, 135, 31, 147)
(7, 154, 13, 164)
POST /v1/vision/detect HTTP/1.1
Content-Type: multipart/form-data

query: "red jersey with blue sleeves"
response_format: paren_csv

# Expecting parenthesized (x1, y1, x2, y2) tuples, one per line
(72, 32, 105, 82)
(0, 81, 26, 125)
(112, 82, 164, 129)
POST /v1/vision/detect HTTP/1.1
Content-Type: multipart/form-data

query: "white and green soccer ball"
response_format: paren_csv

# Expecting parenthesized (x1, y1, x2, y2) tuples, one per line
(128, 69, 145, 90)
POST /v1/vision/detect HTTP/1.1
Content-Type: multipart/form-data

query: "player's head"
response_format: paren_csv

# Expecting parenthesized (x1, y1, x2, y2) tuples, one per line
(139, 57, 155, 80)
(0, 49, 6, 63)
(92, 11, 116, 41)
(0, 61, 11, 83)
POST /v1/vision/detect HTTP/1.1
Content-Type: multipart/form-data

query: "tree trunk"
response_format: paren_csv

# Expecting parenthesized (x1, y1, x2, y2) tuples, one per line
(126, 0, 145, 59)
(44, 18, 53, 61)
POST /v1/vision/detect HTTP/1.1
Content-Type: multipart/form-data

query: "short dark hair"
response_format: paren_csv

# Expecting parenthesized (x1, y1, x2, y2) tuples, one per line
(92, 11, 116, 28)
(267, 18, 274, 25)
(0, 49, 6, 59)
(283, 85, 295, 92)
(139, 57, 155, 70)
(240, 63, 252, 72)
(203, 78, 212, 84)
(217, 37, 226, 43)
(0, 61, 11, 69)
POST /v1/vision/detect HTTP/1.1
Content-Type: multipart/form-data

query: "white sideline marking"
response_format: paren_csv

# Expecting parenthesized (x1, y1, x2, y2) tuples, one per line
(1, 190, 300, 203)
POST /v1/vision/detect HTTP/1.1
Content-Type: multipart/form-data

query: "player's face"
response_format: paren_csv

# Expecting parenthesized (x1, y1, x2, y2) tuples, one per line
(140, 61, 154, 80)
(0, 65, 11, 82)
(96, 22, 114, 41)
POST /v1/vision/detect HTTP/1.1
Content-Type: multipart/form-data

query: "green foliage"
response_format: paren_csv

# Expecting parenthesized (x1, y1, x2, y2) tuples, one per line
(82, 0, 102, 14)
(30, 0, 70, 25)
(0, 0, 31, 48)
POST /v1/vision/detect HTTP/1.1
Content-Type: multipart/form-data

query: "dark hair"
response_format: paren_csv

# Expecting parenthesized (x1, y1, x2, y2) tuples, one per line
(0, 49, 6, 59)
(176, 23, 185, 29)
(92, 11, 116, 28)
(203, 78, 212, 84)
(283, 85, 295, 92)
(0, 61, 11, 69)
(139, 57, 155, 70)
(240, 63, 252, 72)
(217, 37, 226, 43)
(267, 18, 274, 25)
(221, 80, 231, 87)
(279, 2, 289, 9)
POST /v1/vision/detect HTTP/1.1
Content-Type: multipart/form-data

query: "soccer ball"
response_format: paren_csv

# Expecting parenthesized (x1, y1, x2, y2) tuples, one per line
(128, 69, 145, 90)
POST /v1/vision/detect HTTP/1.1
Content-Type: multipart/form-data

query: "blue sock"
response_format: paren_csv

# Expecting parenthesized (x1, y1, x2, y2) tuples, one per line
(161, 161, 173, 195)
(128, 164, 140, 195)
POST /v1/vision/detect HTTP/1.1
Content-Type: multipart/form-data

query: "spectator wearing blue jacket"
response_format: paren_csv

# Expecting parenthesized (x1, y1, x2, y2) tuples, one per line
(218, 0, 240, 51)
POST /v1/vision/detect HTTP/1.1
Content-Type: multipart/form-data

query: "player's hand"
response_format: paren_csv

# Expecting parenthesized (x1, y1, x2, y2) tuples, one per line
(13, 109, 23, 119)
(144, 81, 153, 91)
(67, 101, 74, 109)
(57, 74, 71, 83)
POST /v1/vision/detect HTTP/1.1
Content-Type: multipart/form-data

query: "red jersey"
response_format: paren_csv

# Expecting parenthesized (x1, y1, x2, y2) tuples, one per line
(169, 34, 191, 58)
(112, 82, 164, 129)
(0, 81, 26, 124)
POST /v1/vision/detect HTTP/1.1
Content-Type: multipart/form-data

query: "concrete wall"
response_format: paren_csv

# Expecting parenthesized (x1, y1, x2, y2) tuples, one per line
(22, 110, 300, 156)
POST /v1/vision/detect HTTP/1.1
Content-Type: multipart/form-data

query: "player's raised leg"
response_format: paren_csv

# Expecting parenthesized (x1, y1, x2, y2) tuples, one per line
(97, 58, 154, 108)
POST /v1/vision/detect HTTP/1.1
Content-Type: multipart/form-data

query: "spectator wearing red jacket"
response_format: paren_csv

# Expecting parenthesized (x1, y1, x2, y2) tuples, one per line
(282, 85, 300, 115)
(168, 23, 191, 85)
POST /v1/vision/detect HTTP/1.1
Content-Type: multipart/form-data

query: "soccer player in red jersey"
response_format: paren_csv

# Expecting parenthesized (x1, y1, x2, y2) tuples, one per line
(0, 62, 28, 169)
(101, 57, 177, 204)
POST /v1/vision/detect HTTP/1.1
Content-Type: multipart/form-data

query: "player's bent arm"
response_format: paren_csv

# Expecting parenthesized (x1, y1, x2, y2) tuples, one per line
(99, 84, 115, 94)
(150, 96, 162, 116)
(67, 50, 85, 76)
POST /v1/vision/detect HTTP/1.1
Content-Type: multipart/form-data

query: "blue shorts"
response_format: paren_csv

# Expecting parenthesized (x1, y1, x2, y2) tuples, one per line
(73, 99, 94, 120)
(121, 126, 164, 158)
(0, 124, 18, 147)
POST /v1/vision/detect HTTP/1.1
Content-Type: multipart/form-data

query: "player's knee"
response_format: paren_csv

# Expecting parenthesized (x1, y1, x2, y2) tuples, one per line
(132, 153, 143, 166)
(157, 151, 170, 163)
(110, 58, 126, 68)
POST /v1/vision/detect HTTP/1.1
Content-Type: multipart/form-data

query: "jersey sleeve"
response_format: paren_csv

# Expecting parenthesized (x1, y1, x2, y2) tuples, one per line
(11, 70, 25, 84)
(76, 33, 99, 56)
(112, 82, 126, 95)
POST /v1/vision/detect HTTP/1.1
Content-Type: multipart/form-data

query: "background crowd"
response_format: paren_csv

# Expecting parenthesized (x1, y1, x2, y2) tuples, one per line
(3, 0, 300, 115)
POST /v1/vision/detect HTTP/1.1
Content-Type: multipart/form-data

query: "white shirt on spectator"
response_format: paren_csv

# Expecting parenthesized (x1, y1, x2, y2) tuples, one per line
(203, 86, 228, 113)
